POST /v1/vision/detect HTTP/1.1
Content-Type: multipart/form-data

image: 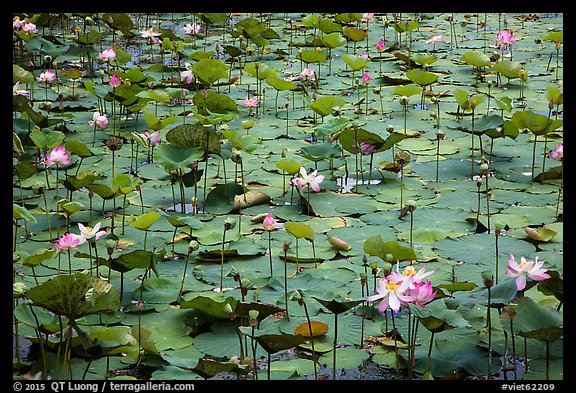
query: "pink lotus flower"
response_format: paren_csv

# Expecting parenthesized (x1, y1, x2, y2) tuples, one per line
(99, 48, 116, 62)
(362, 71, 371, 85)
(78, 222, 107, 241)
(425, 34, 447, 50)
(505, 254, 551, 291)
(142, 130, 162, 147)
(367, 275, 415, 313)
(13, 17, 23, 29)
(242, 96, 259, 108)
(496, 30, 516, 50)
(361, 13, 375, 22)
(54, 232, 86, 251)
(376, 40, 385, 52)
(291, 166, 325, 192)
(109, 73, 121, 88)
(88, 112, 108, 129)
(549, 142, 563, 161)
(360, 142, 377, 155)
(408, 280, 437, 307)
(22, 22, 38, 34)
(300, 67, 315, 82)
(357, 53, 369, 59)
(263, 212, 276, 231)
(140, 28, 162, 39)
(44, 146, 71, 166)
(183, 22, 201, 36)
(13, 81, 29, 98)
(388, 263, 435, 290)
(36, 70, 56, 84)
(180, 65, 195, 84)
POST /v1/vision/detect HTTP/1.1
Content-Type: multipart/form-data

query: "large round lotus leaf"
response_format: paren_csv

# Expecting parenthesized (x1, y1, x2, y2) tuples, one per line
(266, 75, 297, 91)
(308, 96, 347, 117)
(298, 141, 341, 161)
(364, 236, 416, 262)
(338, 127, 385, 153)
(492, 60, 523, 80)
(153, 143, 204, 172)
(406, 68, 438, 87)
(193, 58, 229, 85)
(299, 50, 327, 64)
(284, 221, 314, 240)
(193, 321, 265, 359)
(166, 124, 221, 154)
(513, 297, 563, 342)
(309, 191, 381, 217)
(192, 357, 249, 379)
(322, 31, 347, 48)
(160, 346, 205, 370)
(432, 234, 535, 266)
(243, 61, 274, 80)
(460, 50, 492, 68)
(179, 293, 238, 319)
(203, 183, 246, 214)
(294, 321, 329, 337)
(319, 347, 369, 370)
(151, 365, 203, 380)
(392, 84, 422, 98)
(413, 339, 500, 377)
(26, 273, 120, 319)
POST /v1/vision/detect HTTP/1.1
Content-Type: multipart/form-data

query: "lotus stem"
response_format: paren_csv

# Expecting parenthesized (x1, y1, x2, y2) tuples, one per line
(332, 312, 338, 380)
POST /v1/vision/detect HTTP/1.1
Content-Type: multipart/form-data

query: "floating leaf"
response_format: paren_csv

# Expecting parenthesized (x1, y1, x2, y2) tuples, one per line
(26, 273, 119, 319)
(363, 236, 416, 262)
(294, 321, 329, 337)
(284, 221, 315, 240)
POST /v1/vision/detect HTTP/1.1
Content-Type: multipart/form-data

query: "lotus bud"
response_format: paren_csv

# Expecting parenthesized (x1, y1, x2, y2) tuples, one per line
(223, 303, 235, 319)
(327, 236, 351, 251)
(240, 277, 252, 289)
(359, 272, 368, 286)
(249, 309, 259, 327)
(290, 290, 302, 302)
(405, 199, 417, 212)
(224, 217, 236, 231)
(549, 98, 555, 110)
(481, 270, 494, 288)
(13, 282, 27, 298)
(226, 266, 238, 278)
(476, 177, 483, 188)
(105, 239, 118, 255)
(362, 254, 368, 264)
(281, 148, 286, 158)
(370, 261, 379, 275)
(188, 240, 200, 254)
(385, 253, 394, 262)
(382, 262, 392, 275)
(487, 81, 493, 89)
(519, 68, 527, 81)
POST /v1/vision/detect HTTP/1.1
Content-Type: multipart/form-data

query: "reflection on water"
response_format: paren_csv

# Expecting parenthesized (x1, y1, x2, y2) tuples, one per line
(337, 176, 381, 193)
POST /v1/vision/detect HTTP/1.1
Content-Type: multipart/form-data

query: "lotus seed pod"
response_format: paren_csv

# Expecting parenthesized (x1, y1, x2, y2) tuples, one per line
(290, 290, 302, 301)
(224, 217, 236, 230)
(481, 270, 494, 288)
(13, 282, 27, 298)
(387, 125, 395, 133)
(223, 303, 234, 315)
(188, 240, 200, 253)
(385, 253, 394, 262)
(401, 96, 408, 106)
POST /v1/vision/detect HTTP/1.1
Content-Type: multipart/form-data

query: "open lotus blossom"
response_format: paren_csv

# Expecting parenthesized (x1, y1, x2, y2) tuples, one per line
(300, 67, 315, 82)
(36, 70, 56, 84)
(263, 212, 276, 231)
(54, 232, 86, 251)
(141, 130, 162, 147)
(140, 27, 162, 39)
(388, 263, 436, 290)
(88, 112, 109, 129)
(99, 48, 116, 62)
(361, 13, 375, 22)
(360, 142, 377, 155)
(376, 40, 385, 52)
(496, 30, 516, 50)
(109, 73, 121, 88)
(505, 254, 551, 291)
(549, 142, 563, 160)
(292, 166, 325, 192)
(13, 17, 23, 29)
(183, 22, 201, 35)
(13, 81, 29, 98)
(242, 96, 259, 108)
(78, 222, 107, 242)
(367, 275, 415, 313)
(180, 63, 195, 84)
(22, 22, 38, 34)
(425, 34, 447, 49)
(44, 145, 71, 166)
